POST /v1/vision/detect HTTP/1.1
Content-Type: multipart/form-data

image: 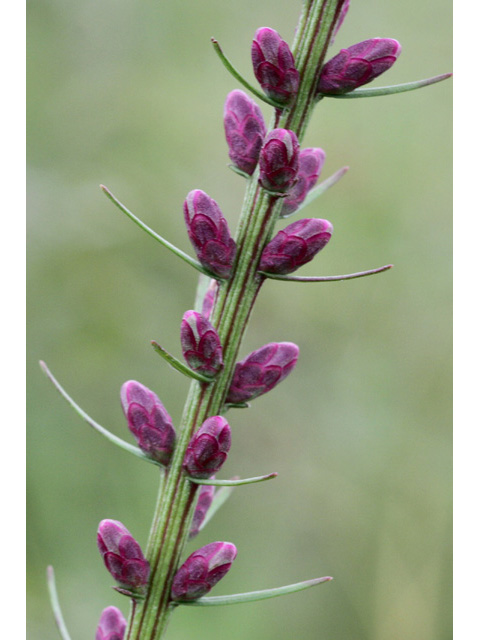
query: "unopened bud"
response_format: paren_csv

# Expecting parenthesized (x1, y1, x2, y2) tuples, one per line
(226, 342, 299, 404)
(259, 128, 299, 194)
(201, 279, 219, 320)
(97, 520, 150, 589)
(331, 0, 350, 44)
(259, 218, 333, 275)
(95, 606, 126, 640)
(171, 541, 237, 601)
(280, 148, 326, 218)
(318, 38, 401, 95)
(184, 190, 237, 279)
(183, 416, 231, 479)
(252, 27, 299, 105)
(224, 90, 266, 176)
(189, 483, 216, 539)
(121, 380, 176, 466)
(181, 310, 223, 377)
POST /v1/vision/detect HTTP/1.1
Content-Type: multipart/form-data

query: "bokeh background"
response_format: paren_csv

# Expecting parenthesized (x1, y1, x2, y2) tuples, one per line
(27, 1, 452, 638)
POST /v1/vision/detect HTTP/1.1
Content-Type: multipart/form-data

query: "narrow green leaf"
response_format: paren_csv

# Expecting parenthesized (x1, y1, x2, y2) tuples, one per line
(100, 185, 220, 279)
(188, 472, 277, 486)
(228, 164, 252, 179)
(211, 38, 286, 109)
(39, 361, 159, 466)
(260, 264, 393, 282)
(282, 166, 349, 217)
(198, 484, 236, 533)
(178, 576, 333, 606)
(320, 73, 452, 99)
(46, 566, 73, 640)
(224, 401, 251, 410)
(150, 341, 216, 384)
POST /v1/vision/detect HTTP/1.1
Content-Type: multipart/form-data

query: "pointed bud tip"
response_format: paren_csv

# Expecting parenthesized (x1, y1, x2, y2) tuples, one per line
(318, 38, 402, 95)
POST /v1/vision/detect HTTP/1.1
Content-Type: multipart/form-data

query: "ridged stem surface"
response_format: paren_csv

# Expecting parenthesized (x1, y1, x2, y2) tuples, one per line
(125, 2, 345, 638)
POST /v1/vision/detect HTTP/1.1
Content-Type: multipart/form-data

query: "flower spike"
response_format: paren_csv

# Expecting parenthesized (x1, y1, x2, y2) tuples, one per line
(184, 190, 237, 279)
(226, 342, 299, 404)
(318, 38, 401, 95)
(251, 27, 299, 105)
(96, 606, 127, 640)
(259, 218, 333, 275)
(171, 542, 238, 602)
(120, 380, 176, 466)
(97, 520, 150, 592)
(224, 90, 266, 176)
(181, 310, 223, 378)
(183, 416, 232, 479)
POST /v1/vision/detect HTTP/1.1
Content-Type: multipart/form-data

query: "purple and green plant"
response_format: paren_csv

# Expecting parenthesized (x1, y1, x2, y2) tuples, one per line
(41, 1, 450, 638)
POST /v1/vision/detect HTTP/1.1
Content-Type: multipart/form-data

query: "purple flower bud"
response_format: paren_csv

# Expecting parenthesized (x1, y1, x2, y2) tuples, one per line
(97, 520, 150, 589)
(226, 342, 299, 404)
(259, 218, 333, 275)
(224, 90, 266, 176)
(183, 416, 231, 479)
(95, 606, 126, 640)
(189, 483, 216, 539)
(184, 190, 237, 279)
(252, 27, 299, 105)
(280, 148, 326, 218)
(121, 380, 176, 466)
(259, 128, 300, 194)
(201, 279, 218, 320)
(171, 541, 237, 601)
(331, 0, 350, 44)
(181, 310, 223, 377)
(318, 38, 402, 95)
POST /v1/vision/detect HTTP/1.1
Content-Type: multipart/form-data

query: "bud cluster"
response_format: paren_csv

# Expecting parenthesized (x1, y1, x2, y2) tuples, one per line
(79, 5, 442, 635)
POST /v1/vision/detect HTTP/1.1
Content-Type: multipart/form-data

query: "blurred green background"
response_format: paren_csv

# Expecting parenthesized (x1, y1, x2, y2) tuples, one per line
(27, 1, 452, 638)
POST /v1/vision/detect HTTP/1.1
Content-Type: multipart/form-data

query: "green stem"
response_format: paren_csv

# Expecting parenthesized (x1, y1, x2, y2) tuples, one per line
(125, 3, 344, 638)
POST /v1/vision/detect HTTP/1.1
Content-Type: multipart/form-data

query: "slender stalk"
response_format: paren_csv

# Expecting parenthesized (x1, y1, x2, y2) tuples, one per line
(47, 567, 73, 640)
(125, 3, 346, 638)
